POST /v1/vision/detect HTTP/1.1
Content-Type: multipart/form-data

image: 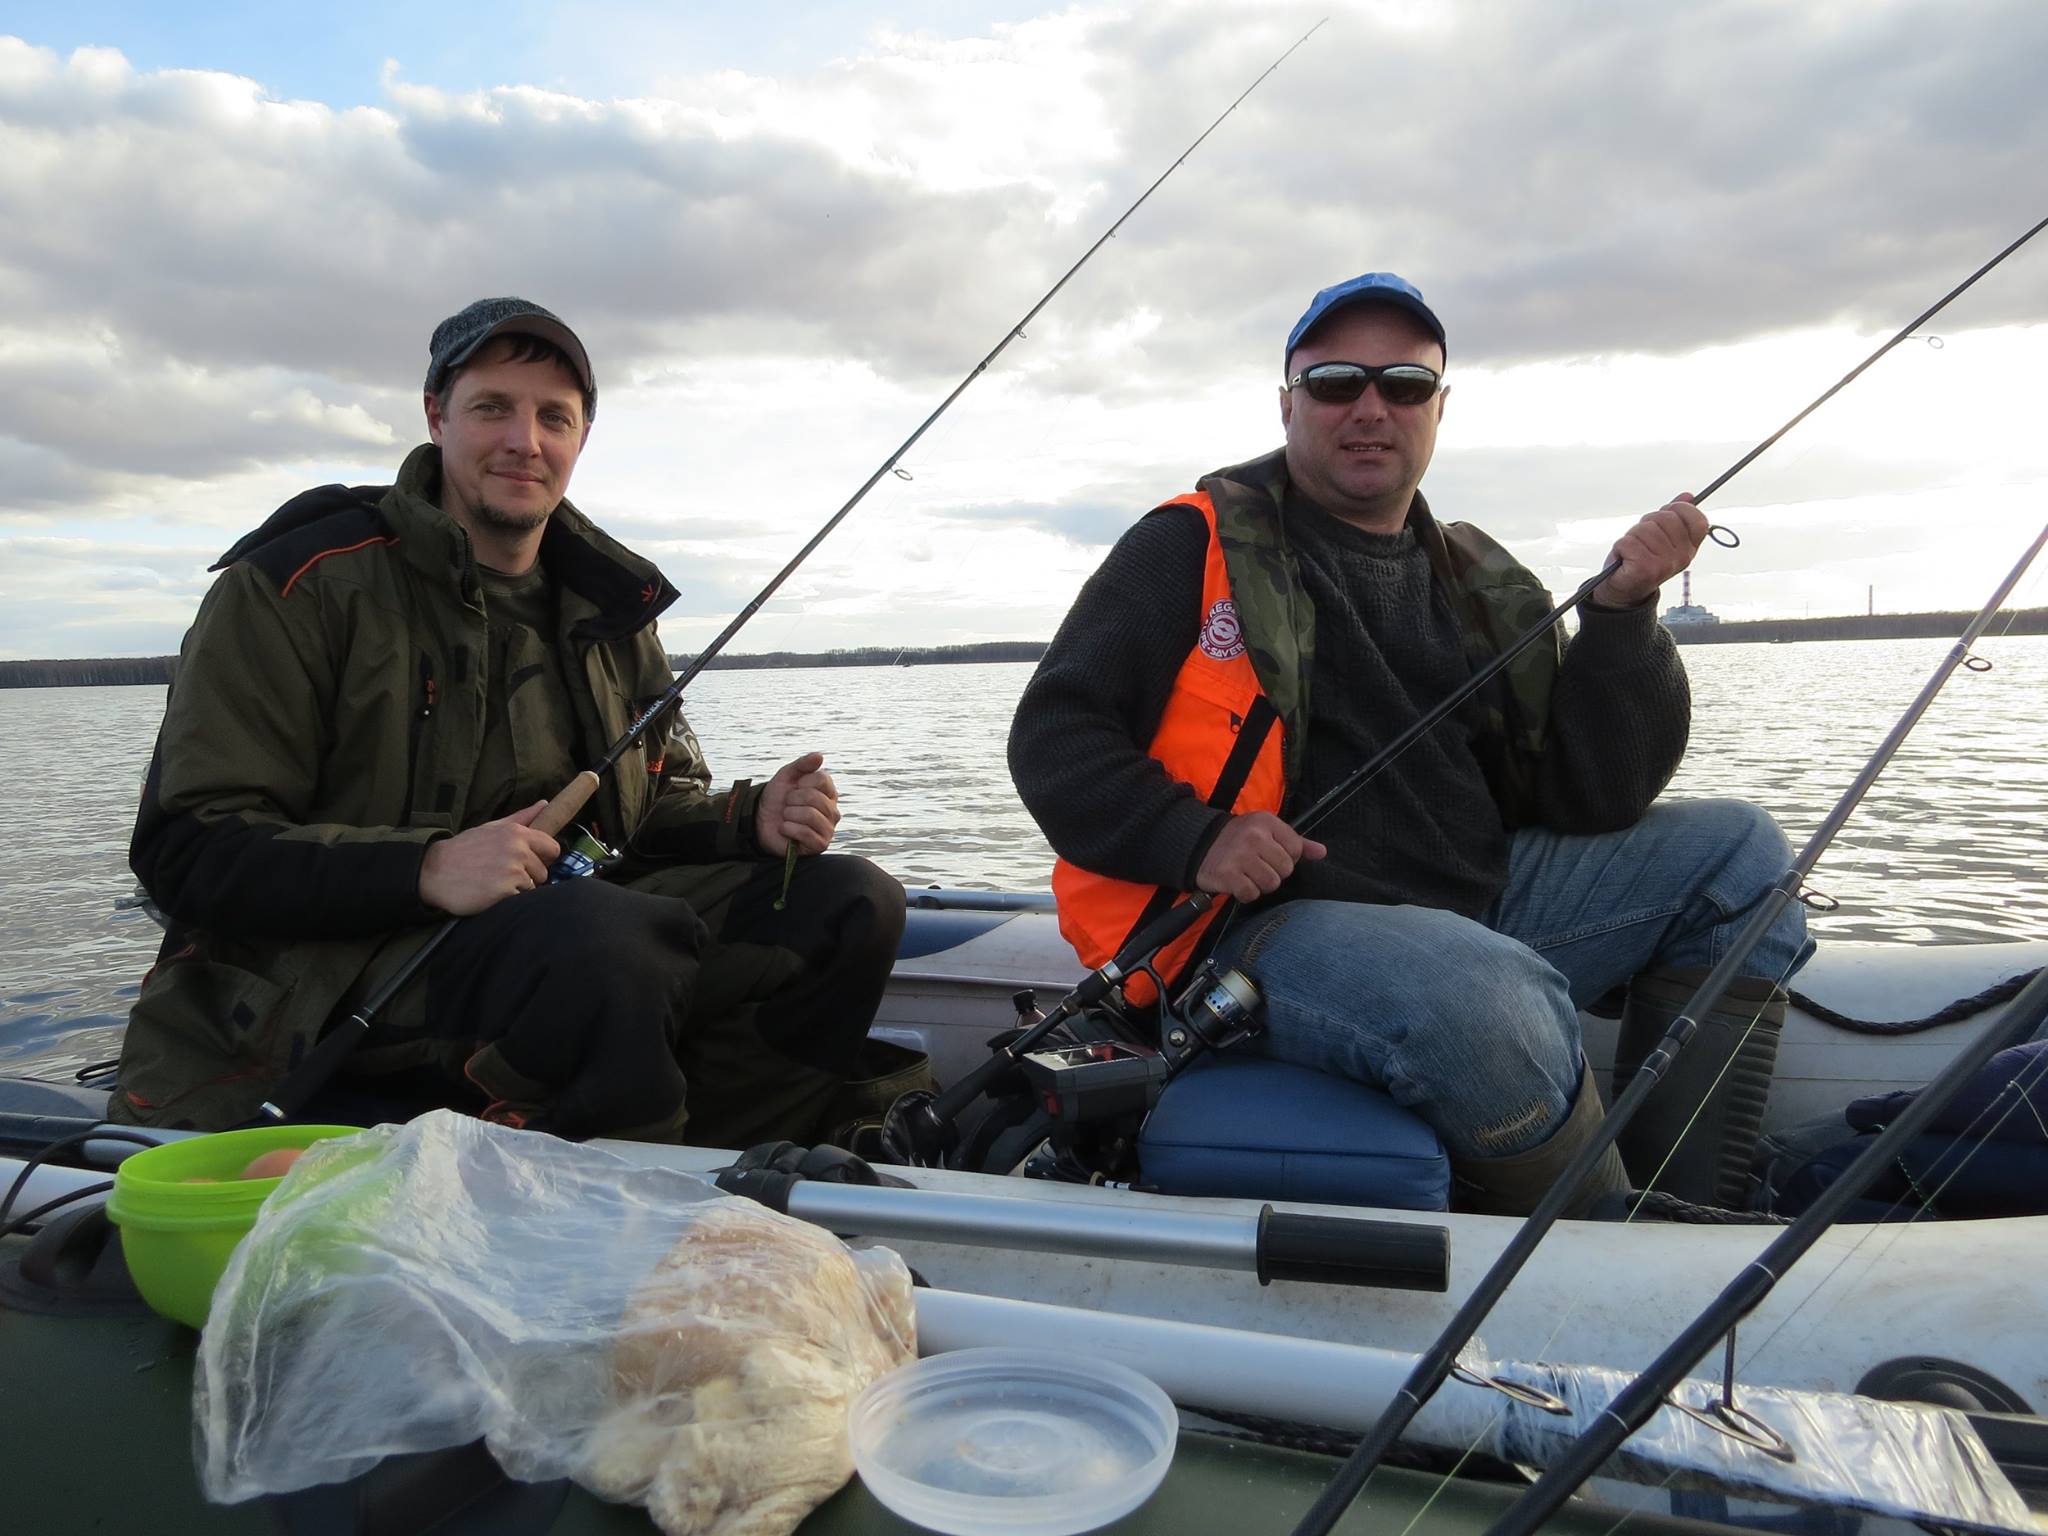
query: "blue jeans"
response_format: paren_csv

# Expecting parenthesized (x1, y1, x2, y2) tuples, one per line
(1205, 799, 1813, 1160)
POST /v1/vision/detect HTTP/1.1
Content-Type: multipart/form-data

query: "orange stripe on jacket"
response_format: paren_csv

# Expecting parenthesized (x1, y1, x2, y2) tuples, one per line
(280, 536, 400, 597)
(1051, 492, 1285, 1006)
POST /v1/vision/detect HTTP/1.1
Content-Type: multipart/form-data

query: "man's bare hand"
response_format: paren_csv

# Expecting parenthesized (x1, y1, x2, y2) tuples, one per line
(418, 801, 559, 915)
(1194, 812, 1327, 904)
(755, 751, 841, 857)
(1592, 493, 1710, 609)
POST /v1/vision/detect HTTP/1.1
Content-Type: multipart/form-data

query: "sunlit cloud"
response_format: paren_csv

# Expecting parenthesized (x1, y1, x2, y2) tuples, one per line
(1, 1, 2044, 658)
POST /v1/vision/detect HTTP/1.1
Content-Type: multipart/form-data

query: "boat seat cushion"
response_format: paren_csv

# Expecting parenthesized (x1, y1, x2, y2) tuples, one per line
(1138, 1054, 1451, 1211)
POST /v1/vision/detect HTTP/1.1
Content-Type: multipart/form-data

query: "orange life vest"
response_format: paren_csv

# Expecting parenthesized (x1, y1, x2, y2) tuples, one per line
(1050, 492, 1286, 1004)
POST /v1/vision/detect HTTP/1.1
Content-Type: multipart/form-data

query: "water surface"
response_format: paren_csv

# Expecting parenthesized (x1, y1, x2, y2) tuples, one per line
(3, 637, 2042, 1077)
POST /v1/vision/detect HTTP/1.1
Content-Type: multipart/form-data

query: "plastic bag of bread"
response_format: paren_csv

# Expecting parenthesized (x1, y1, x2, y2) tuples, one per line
(195, 1110, 916, 1536)
(584, 1199, 915, 1536)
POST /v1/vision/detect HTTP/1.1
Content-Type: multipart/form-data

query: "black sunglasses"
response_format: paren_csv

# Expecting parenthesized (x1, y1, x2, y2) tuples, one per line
(1286, 361, 1443, 407)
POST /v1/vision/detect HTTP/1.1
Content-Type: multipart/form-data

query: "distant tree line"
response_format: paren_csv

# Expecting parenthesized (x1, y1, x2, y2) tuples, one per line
(0, 657, 177, 688)
(668, 640, 1049, 671)
(1, 642, 1052, 689)
(14, 613, 2048, 688)
(1668, 607, 2048, 645)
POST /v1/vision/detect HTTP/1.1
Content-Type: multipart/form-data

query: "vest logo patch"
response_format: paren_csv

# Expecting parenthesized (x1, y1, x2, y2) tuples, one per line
(1199, 598, 1245, 661)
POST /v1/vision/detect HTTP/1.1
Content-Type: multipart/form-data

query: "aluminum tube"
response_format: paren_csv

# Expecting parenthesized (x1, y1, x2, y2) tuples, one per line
(785, 1182, 1255, 1270)
(912, 1288, 1478, 1444)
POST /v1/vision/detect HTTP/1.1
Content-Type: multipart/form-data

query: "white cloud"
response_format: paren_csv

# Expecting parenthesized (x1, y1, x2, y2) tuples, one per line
(2, 3, 2045, 657)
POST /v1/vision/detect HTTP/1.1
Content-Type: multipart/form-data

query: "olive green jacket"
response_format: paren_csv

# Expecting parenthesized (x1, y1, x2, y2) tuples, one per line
(113, 445, 765, 1129)
(1202, 449, 1562, 823)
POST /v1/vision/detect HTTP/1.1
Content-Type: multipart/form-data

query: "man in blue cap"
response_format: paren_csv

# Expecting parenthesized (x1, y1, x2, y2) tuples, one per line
(1009, 273, 1809, 1214)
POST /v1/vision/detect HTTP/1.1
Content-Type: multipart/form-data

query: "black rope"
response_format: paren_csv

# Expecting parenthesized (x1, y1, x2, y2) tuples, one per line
(0, 1181, 115, 1242)
(1790, 967, 2041, 1035)
(1184, 1404, 1530, 1484)
(1622, 1190, 1789, 1226)
(0, 1128, 159, 1236)
(1187, 1404, 1364, 1460)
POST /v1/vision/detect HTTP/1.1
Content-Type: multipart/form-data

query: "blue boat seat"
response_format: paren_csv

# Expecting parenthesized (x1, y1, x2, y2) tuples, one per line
(1137, 1053, 1451, 1211)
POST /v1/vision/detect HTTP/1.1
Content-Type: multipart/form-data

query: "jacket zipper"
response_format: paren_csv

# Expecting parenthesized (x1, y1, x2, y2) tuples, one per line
(401, 653, 436, 824)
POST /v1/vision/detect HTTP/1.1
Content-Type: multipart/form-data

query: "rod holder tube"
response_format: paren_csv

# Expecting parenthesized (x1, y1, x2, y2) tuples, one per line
(777, 1182, 1448, 1291)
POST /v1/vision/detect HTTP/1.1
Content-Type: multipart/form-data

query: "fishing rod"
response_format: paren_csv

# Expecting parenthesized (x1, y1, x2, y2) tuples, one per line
(894, 210, 2048, 1165)
(1286, 516, 2048, 1536)
(252, 20, 1329, 1124)
(1488, 952, 2048, 1535)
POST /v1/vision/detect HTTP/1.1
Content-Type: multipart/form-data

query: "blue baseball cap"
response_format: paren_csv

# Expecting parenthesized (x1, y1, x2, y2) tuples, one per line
(1285, 272, 1447, 371)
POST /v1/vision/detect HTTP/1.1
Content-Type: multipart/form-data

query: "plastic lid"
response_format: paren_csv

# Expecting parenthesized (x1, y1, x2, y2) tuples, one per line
(848, 1347, 1176, 1536)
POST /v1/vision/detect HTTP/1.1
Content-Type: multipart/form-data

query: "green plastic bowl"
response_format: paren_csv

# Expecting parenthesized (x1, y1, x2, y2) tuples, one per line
(105, 1124, 363, 1329)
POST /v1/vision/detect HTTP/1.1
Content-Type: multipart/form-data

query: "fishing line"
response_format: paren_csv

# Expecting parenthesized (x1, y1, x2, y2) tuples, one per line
(1384, 941, 1809, 1536)
(1486, 972, 2048, 1536)
(1725, 941, 2048, 1371)
(1288, 512, 2048, 1536)
(1469, 528, 2048, 1536)
(1473, 1018, 2048, 1536)
(906, 212, 2048, 1176)
(248, 19, 1330, 1125)
(1573, 1034, 2048, 1536)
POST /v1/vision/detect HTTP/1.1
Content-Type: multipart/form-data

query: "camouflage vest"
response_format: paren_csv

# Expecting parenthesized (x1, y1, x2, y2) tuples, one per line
(1199, 449, 1561, 824)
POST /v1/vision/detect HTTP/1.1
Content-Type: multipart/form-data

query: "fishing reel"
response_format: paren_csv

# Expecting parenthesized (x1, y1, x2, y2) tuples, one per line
(880, 957, 1267, 1180)
(1006, 960, 1267, 1185)
(1156, 960, 1264, 1072)
(547, 824, 621, 883)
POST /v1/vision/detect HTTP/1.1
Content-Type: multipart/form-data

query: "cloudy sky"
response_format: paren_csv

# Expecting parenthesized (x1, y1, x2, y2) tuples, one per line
(4, 0, 2046, 661)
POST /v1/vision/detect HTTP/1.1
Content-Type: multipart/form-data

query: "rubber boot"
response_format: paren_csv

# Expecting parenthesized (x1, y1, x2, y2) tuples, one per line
(1609, 967, 1785, 1209)
(1451, 1059, 1631, 1218)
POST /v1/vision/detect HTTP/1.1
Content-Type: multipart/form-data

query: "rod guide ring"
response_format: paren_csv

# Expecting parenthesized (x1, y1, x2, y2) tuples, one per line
(1666, 1395, 1796, 1461)
(1450, 1362, 1572, 1415)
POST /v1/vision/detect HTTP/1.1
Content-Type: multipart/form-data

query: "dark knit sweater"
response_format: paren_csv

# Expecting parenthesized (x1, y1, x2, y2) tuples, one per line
(1008, 496, 1691, 916)
(1283, 494, 1505, 915)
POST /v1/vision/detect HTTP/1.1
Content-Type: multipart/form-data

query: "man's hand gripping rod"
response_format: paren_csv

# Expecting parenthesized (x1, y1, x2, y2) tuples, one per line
(253, 23, 1328, 1125)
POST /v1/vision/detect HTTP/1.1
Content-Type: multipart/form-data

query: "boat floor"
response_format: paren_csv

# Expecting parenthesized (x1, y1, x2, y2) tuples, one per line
(0, 1243, 1756, 1536)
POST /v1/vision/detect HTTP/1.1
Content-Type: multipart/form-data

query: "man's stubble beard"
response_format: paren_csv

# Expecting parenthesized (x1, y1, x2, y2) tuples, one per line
(470, 499, 552, 533)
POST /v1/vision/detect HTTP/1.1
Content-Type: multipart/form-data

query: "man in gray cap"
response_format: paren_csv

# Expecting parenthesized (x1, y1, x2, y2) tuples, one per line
(1009, 272, 1810, 1214)
(114, 298, 906, 1146)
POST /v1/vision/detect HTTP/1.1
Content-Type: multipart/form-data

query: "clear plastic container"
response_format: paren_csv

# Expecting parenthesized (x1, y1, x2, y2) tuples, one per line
(848, 1347, 1176, 1536)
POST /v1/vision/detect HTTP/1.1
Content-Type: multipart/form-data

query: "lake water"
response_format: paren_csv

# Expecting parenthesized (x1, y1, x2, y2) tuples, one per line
(3, 637, 2044, 1079)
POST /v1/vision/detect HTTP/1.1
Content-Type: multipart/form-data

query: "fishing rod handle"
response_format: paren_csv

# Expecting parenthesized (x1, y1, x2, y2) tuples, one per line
(256, 916, 460, 1121)
(1111, 889, 1217, 972)
(922, 966, 1111, 1127)
(535, 770, 601, 838)
(925, 1047, 1022, 1129)
(920, 896, 1221, 1143)
(258, 765, 609, 1121)
(258, 1011, 371, 1121)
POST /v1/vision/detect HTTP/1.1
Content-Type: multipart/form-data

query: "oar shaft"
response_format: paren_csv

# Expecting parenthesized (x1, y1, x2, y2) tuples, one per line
(1486, 964, 2048, 1536)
